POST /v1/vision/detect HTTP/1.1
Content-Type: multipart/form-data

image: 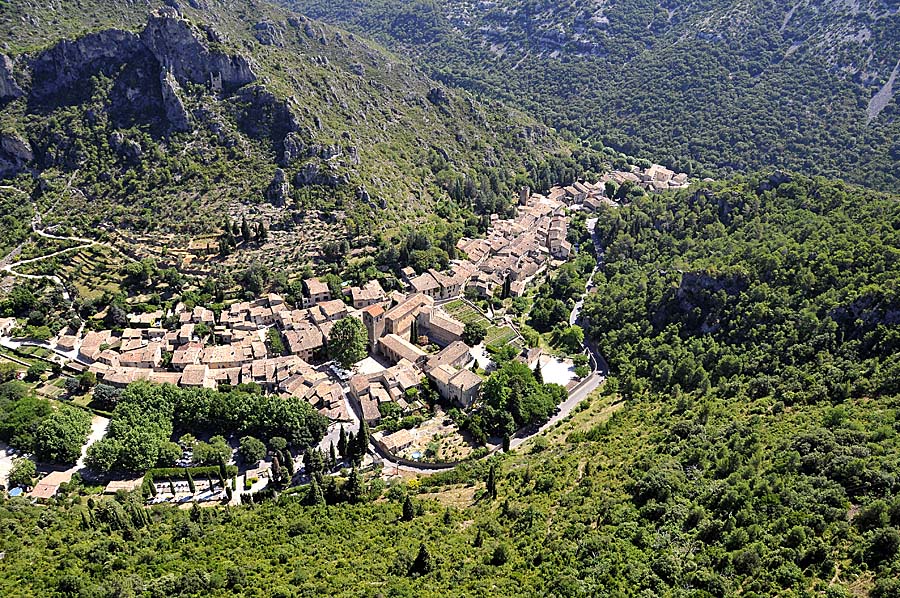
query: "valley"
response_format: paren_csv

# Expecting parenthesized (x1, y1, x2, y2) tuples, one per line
(0, 0, 898, 596)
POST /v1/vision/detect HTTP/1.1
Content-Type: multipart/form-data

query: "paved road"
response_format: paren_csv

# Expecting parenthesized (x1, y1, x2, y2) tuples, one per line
(509, 370, 605, 450)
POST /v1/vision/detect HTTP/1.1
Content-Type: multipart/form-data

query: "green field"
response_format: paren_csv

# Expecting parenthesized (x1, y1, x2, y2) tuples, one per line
(443, 300, 521, 350)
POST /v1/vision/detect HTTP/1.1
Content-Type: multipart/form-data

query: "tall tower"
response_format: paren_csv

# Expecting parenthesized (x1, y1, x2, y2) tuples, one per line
(362, 304, 385, 353)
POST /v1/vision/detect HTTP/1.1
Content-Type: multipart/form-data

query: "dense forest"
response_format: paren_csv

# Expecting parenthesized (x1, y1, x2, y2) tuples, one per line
(289, 0, 900, 190)
(0, 174, 897, 596)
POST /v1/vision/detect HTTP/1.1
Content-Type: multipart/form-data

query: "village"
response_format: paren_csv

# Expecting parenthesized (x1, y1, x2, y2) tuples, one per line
(0, 163, 687, 501)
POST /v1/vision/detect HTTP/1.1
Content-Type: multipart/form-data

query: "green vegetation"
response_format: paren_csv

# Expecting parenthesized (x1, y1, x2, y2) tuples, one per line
(328, 316, 367, 368)
(7, 457, 36, 488)
(462, 359, 566, 443)
(0, 380, 91, 465)
(583, 172, 900, 402)
(86, 381, 327, 473)
(291, 0, 900, 190)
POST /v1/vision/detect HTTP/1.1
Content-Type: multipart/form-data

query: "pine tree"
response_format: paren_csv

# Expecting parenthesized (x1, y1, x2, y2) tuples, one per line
(241, 216, 251, 241)
(402, 495, 415, 521)
(474, 527, 483, 547)
(256, 222, 268, 243)
(338, 425, 348, 460)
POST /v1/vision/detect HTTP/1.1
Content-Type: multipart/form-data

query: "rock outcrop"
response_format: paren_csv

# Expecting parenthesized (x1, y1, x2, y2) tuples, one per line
(294, 162, 348, 188)
(29, 29, 146, 105)
(140, 8, 256, 92)
(254, 21, 284, 47)
(0, 53, 24, 101)
(23, 8, 257, 134)
(159, 69, 192, 132)
(0, 133, 33, 177)
(266, 168, 290, 207)
(281, 131, 307, 165)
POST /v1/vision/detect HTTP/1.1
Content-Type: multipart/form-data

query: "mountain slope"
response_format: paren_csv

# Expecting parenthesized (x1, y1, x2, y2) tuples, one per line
(0, 0, 586, 269)
(287, 0, 900, 190)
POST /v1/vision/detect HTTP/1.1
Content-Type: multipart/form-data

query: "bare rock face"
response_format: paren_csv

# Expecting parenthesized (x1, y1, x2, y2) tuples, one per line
(0, 53, 23, 101)
(29, 29, 146, 105)
(160, 69, 192, 132)
(281, 131, 307, 165)
(294, 162, 348, 188)
(427, 87, 449, 106)
(0, 133, 33, 177)
(254, 21, 284, 47)
(266, 168, 290, 207)
(141, 8, 256, 92)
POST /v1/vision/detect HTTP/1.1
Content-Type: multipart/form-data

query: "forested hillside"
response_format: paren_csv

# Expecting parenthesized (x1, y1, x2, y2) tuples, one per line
(288, 0, 900, 189)
(0, 174, 898, 596)
(0, 0, 592, 250)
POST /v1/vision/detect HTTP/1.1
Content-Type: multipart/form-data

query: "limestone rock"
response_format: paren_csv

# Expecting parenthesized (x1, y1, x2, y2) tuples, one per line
(266, 168, 290, 207)
(294, 162, 347, 188)
(0, 53, 23, 101)
(427, 87, 449, 106)
(29, 29, 145, 105)
(141, 8, 256, 92)
(0, 132, 33, 177)
(281, 131, 307, 165)
(254, 21, 284, 47)
(160, 69, 192, 132)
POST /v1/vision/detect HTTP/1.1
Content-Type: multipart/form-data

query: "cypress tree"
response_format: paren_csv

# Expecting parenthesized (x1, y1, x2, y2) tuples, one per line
(186, 469, 196, 494)
(169, 479, 176, 496)
(338, 425, 348, 459)
(283, 450, 295, 476)
(308, 478, 326, 506)
(345, 468, 364, 504)
(272, 454, 282, 482)
(402, 495, 415, 521)
(329, 441, 337, 468)
(241, 216, 251, 241)
(355, 419, 369, 461)
(487, 462, 498, 500)
(411, 543, 433, 575)
(533, 362, 543, 384)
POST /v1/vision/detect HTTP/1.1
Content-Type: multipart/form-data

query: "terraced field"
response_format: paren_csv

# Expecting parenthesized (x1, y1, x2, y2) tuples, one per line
(442, 299, 521, 350)
(16, 245, 127, 301)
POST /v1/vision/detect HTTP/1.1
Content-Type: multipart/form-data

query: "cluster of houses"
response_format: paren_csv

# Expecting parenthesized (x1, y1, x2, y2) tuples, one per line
(599, 163, 690, 193)
(5, 175, 663, 433)
(353, 293, 483, 425)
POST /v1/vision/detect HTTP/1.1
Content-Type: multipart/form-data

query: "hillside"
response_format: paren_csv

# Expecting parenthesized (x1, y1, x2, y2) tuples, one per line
(0, 174, 898, 596)
(0, 0, 589, 271)
(288, 0, 900, 190)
